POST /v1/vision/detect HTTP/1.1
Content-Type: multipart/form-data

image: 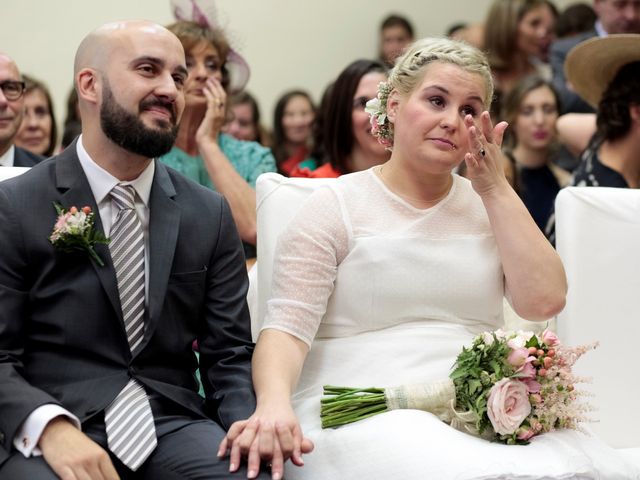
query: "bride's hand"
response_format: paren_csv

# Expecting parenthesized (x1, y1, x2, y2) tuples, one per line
(463, 111, 510, 197)
(217, 404, 314, 479)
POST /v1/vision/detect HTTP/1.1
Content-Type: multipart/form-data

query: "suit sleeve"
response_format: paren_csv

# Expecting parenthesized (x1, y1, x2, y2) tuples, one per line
(0, 186, 64, 453)
(198, 196, 256, 429)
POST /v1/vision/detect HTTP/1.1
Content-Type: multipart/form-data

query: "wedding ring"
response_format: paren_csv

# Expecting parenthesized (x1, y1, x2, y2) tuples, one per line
(479, 148, 486, 157)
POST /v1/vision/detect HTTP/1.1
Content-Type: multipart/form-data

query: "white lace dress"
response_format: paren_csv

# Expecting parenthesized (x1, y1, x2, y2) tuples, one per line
(261, 169, 638, 480)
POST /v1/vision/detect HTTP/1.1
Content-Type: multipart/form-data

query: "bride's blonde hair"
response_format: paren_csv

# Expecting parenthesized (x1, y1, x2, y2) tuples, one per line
(391, 37, 493, 106)
(368, 37, 494, 149)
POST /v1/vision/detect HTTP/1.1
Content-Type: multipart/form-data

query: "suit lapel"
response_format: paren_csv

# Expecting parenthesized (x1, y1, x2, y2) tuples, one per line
(54, 143, 123, 325)
(139, 161, 180, 351)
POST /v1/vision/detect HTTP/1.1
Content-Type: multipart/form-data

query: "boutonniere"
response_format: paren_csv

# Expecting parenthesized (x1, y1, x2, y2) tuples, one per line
(49, 203, 110, 266)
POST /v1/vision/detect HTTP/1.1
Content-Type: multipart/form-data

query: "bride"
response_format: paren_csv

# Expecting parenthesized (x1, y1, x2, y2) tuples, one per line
(219, 38, 639, 480)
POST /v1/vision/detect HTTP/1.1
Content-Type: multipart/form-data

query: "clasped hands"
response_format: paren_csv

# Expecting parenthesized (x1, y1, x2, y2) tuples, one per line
(218, 406, 313, 480)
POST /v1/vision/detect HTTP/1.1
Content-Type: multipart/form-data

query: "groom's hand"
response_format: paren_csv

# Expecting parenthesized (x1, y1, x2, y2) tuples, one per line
(39, 416, 120, 480)
(218, 405, 313, 480)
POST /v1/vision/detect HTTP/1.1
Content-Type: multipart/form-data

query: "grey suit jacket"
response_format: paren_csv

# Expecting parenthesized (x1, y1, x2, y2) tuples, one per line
(549, 30, 598, 114)
(0, 141, 255, 464)
(13, 146, 44, 167)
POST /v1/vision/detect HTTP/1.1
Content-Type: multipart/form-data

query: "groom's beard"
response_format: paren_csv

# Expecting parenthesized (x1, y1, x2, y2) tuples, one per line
(100, 80, 178, 159)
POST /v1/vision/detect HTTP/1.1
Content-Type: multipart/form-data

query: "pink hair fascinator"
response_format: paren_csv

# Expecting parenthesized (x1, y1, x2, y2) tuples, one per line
(171, 0, 251, 94)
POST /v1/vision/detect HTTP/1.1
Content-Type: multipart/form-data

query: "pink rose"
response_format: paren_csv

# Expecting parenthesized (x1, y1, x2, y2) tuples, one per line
(541, 329, 560, 347)
(508, 347, 529, 367)
(518, 362, 537, 380)
(486, 378, 531, 435)
(523, 378, 541, 393)
(371, 120, 380, 136)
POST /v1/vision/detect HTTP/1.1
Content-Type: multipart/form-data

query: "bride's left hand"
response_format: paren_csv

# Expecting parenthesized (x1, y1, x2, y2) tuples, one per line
(463, 111, 510, 198)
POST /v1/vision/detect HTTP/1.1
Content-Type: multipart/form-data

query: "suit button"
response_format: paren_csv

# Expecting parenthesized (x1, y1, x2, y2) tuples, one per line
(129, 366, 137, 375)
(0, 431, 5, 443)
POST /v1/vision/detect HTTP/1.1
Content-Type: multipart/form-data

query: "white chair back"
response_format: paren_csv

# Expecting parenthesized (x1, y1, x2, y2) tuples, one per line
(555, 186, 640, 449)
(0, 166, 30, 181)
(253, 173, 336, 337)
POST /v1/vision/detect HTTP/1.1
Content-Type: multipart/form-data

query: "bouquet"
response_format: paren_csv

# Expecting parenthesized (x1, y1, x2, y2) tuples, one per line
(321, 329, 596, 444)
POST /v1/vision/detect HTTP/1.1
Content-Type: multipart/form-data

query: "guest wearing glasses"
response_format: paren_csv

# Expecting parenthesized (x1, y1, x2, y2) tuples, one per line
(0, 54, 43, 167)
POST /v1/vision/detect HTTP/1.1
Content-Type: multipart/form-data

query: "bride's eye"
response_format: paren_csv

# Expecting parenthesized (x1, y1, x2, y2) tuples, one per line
(461, 105, 478, 117)
(430, 97, 445, 108)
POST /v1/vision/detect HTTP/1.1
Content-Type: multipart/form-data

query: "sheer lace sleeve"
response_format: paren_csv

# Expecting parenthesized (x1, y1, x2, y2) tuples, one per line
(261, 186, 350, 346)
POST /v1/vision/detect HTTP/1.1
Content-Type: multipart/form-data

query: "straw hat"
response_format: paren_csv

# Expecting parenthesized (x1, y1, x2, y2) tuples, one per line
(564, 34, 640, 108)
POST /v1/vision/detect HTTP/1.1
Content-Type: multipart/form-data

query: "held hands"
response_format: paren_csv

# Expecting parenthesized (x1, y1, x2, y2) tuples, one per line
(217, 404, 314, 480)
(463, 111, 510, 197)
(39, 416, 119, 480)
(195, 77, 227, 148)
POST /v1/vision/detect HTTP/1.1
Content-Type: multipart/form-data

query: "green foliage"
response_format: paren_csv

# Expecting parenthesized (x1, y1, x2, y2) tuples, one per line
(450, 333, 516, 438)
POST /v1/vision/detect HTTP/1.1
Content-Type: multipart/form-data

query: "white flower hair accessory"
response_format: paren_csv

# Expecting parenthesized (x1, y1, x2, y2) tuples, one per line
(365, 81, 394, 150)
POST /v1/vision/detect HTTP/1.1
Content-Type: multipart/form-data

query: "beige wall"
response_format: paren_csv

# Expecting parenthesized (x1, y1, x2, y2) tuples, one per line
(1, 0, 575, 137)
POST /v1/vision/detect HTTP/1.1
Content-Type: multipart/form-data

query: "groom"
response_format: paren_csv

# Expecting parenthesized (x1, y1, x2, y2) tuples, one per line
(0, 21, 266, 479)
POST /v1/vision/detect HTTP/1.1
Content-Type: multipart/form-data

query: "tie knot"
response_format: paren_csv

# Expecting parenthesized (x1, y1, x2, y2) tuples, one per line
(110, 184, 136, 211)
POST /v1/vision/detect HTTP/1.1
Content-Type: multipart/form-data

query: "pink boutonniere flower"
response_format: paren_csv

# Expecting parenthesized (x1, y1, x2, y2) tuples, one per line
(49, 203, 109, 266)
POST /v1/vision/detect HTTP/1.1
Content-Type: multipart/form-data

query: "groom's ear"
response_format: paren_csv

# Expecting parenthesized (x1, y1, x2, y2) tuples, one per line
(76, 68, 100, 107)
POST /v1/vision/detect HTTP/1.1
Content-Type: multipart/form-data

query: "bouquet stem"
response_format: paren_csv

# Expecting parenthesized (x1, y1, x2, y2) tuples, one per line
(321, 380, 455, 429)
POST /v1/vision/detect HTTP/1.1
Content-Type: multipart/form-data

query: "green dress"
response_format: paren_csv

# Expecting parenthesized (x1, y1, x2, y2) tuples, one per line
(159, 133, 276, 189)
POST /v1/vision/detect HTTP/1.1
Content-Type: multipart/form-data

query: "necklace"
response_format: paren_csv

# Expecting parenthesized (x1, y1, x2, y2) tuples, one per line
(377, 164, 452, 208)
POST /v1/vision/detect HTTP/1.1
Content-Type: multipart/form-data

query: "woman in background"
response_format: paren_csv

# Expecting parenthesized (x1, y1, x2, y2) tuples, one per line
(14, 74, 57, 157)
(484, 0, 557, 116)
(501, 75, 568, 230)
(222, 90, 270, 146)
(271, 90, 317, 175)
(293, 59, 390, 178)
(161, 21, 276, 256)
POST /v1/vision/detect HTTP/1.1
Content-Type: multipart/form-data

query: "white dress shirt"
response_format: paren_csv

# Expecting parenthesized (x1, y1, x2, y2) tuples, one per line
(0, 145, 15, 167)
(14, 135, 155, 457)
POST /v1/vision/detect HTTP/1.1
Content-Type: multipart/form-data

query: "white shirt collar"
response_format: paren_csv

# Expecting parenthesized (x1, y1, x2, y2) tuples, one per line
(0, 145, 15, 167)
(76, 135, 155, 206)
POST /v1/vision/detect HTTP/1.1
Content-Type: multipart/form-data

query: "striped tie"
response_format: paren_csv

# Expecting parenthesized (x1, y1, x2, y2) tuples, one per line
(104, 184, 157, 471)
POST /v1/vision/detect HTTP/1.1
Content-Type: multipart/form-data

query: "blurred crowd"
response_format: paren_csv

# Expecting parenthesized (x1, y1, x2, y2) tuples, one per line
(2, 0, 640, 262)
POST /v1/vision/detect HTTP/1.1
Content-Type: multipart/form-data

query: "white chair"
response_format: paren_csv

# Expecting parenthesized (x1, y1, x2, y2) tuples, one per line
(0, 166, 30, 181)
(250, 173, 336, 339)
(555, 187, 640, 460)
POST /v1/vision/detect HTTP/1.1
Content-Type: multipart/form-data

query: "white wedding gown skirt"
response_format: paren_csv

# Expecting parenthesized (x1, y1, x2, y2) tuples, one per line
(287, 322, 638, 480)
(259, 172, 638, 479)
